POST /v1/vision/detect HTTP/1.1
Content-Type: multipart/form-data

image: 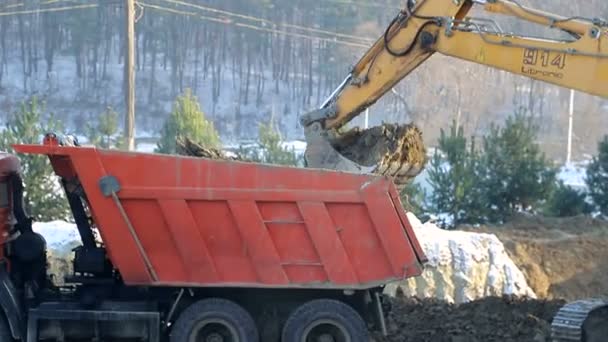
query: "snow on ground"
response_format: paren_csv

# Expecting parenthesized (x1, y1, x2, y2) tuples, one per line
(557, 161, 589, 190)
(0, 49, 354, 141)
(33, 221, 80, 253)
(280, 140, 306, 156)
(135, 142, 157, 153)
(134, 139, 307, 156)
(385, 213, 536, 303)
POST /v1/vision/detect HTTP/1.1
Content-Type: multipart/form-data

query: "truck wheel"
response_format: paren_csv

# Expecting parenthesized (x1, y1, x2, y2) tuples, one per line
(281, 299, 369, 342)
(0, 312, 13, 342)
(170, 298, 259, 342)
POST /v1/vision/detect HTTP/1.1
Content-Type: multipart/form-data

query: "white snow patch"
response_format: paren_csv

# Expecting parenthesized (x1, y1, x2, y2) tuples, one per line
(33, 221, 80, 253)
(557, 161, 589, 190)
(280, 140, 306, 156)
(385, 213, 536, 303)
(136, 142, 158, 153)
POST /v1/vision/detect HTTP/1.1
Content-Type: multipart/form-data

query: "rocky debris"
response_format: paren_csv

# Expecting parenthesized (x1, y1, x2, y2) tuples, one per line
(176, 137, 245, 160)
(330, 123, 427, 188)
(385, 213, 536, 303)
(373, 295, 567, 342)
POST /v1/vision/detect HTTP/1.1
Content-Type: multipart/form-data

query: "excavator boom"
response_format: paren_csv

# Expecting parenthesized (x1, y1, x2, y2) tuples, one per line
(305, 0, 608, 129)
(302, 0, 608, 190)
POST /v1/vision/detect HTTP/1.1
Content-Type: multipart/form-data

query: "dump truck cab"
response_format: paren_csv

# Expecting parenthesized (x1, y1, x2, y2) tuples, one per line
(0, 152, 49, 341)
(0, 153, 21, 256)
(0, 134, 427, 341)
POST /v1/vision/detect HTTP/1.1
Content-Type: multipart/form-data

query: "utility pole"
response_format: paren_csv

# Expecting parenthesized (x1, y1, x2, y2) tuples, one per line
(567, 89, 574, 164)
(125, 0, 136, 151)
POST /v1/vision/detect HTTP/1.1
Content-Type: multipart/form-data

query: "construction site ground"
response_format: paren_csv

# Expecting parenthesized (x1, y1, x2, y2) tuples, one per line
(373, 214, 608, 342)
(467, 214, 608, 301)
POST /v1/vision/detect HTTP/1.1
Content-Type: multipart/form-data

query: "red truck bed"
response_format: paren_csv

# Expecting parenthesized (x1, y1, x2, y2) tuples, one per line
(14, 142, 426, 289)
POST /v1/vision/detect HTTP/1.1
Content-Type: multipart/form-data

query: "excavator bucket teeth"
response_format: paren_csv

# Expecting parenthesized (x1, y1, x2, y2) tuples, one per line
(304, 122, 427, 191)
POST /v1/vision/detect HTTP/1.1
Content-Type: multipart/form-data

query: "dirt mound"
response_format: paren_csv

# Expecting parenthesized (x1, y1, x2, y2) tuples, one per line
(332, 124, 424, 167)
(331, 123, 427, 188)
(459, 215, 608, 301)
(176, 137, 244, 160)
(373, 295, 566, 342)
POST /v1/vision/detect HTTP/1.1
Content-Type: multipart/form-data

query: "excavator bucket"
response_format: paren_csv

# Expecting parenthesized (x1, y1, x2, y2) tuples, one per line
(303, 118, 427, 191)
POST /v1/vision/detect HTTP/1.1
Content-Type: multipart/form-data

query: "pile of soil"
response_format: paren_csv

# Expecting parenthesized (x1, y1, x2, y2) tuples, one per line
(176, 137, 245, 160)
(331, 123, 428, 188)
(373, 294, 566, 342)
(460, 215, 608, 301)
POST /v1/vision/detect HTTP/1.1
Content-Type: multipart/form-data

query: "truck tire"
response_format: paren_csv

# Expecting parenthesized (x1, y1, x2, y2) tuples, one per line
(170, 298, 259, 342)
(0, 312, 13, 342)
(281, 299, 369, 342)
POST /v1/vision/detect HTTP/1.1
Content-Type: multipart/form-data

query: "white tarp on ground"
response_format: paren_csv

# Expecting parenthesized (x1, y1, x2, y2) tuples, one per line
(33, 217, 536, 301)
(384, 213, 536, 303)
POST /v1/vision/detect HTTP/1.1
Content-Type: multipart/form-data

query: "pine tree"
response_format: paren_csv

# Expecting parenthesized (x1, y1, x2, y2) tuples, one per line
(586, 136, 608, 216)
(427, 121, 483, 226)
(238, 122, 302, 167)
(400, 182, 426, 217)
(156, 89, 221, 154)
(86, 107, 121, 149)
(0, 97, 70, 221)
(479, 113, 557, 222)
(544, 181, 592, 217)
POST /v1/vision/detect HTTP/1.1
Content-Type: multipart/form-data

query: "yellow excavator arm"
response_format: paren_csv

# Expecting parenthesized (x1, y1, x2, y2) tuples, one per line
(302, 0, 608, 189)
(305, 0, 608, 129)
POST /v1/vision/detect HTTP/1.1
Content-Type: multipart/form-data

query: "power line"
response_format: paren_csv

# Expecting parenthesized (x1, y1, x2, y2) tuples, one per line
(1, 0, 88, 10)
(139, 2, 370, 48)
(322, 0, 401, 10)
(1, 2, 24, 10)
(157, 0, 375, 43)
(0, 3, 98, 16)
(0, 0, 369, 48)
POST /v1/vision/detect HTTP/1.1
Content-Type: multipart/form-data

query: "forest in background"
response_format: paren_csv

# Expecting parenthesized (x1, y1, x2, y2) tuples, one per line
(0, 0, 607, 161)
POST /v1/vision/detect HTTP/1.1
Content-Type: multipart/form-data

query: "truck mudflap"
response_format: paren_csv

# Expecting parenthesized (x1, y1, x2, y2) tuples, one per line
(0, 263, 24, 340)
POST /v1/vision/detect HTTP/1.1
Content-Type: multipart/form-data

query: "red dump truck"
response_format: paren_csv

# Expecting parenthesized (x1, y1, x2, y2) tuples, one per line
(0, 134, 426, 342)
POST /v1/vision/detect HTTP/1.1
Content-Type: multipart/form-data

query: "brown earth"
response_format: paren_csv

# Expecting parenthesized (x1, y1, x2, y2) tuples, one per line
(176, 137, 245, 160)
(373, 295, 566, 342)
(371, 215, 607, 342)
(331, 123, 428, 188)
(459, 214, 608, 301)
(332, 124, 425, 168)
